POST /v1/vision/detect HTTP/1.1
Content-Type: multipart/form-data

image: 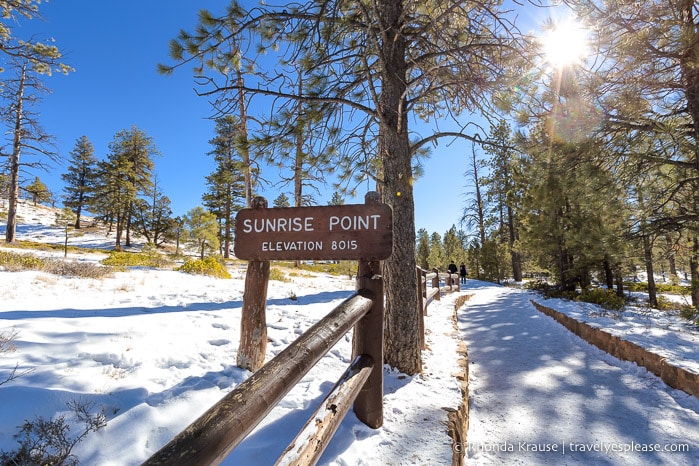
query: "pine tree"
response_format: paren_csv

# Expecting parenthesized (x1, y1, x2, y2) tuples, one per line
(131, 175, 173, 247)
(54, 207, 77, 257)
(2, 57, 59, 242)
(443, 225, 465, 267)
(481, 120, 524, 281)
(518, 129, 629, 292)
(184, 206, 220, 260)
(61, 136, 97, 228)
(562, 0, 699, 307)
(202, 116, 247, 258)
(428, 232, 446, 271)
(462, 143, 487, 257)
(165, 0, 527, 374)
(93, 127, 157, 250)
(25, 176, 50, 205)
(415, 228, 430, 270)
(0, 1, 72, 75)
(328, 191, 345, 206)
(272, 193, 290, 208)
(257, 65, 338, 208)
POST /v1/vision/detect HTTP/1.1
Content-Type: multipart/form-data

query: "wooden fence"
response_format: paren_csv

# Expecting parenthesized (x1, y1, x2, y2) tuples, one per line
(416, 267, 461, 349)
(144, 263, 461, 465)
(143, 260, 383, 466)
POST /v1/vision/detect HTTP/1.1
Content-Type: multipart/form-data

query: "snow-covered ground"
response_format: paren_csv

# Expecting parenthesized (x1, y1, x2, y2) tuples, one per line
(1, 201, 463, 465)
(2, 200, 699, 465)
(461, 283, 699, 465)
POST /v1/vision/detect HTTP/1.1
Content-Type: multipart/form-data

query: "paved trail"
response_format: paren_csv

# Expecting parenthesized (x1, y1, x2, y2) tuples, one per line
(458, 281, 699, 465)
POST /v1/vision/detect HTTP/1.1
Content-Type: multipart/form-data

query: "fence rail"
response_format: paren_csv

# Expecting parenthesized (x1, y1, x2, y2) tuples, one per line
(416, 267, 461, 349)
(143, 285, 380, 466)
(144, 261, 459, 465)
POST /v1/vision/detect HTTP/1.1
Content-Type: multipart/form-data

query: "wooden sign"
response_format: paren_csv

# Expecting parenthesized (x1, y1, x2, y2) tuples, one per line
(234, 203, 393, 261)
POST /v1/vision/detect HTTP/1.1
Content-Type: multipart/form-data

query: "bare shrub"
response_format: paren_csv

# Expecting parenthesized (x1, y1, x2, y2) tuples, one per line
(41, 259, 113, 279)
(0, 329, 33, 387)
(0, 250, 112, 279)
(0, 400, 107, 466)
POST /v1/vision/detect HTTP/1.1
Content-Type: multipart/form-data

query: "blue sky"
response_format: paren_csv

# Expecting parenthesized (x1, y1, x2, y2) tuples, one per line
(10, 1, 553, 238)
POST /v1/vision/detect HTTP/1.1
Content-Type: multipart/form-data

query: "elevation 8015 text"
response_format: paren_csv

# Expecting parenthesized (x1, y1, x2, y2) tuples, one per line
(234, 203, 393, 261)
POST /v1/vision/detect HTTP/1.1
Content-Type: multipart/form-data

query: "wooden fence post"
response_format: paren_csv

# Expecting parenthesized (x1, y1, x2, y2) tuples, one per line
(432, 268, 440, 301)
(352, 192, 384, 429)
(237, 196, 271, 372)
(417, 267, 425, 350)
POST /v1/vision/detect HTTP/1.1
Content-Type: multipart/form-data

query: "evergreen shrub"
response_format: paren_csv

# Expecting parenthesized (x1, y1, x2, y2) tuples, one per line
(0, 250, 45, 271)
(579, 288, 625, 311)
(177, 257, 231, 279)
(269, 267, 289, 282)
(101, 249, 169, 268)
(679, 305, 699, 326)
(624, 281, 689, 295)
(526, 280, 625, 311)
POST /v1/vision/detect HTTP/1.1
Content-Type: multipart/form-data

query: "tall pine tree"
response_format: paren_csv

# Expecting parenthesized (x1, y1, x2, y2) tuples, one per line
(202, 116, 247, 259)
(93, 126, 157, 250)
(62, 135, 97, 229)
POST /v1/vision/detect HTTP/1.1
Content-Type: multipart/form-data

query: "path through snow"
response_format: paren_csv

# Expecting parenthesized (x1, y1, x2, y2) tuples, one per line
(459, 281, 699, 465)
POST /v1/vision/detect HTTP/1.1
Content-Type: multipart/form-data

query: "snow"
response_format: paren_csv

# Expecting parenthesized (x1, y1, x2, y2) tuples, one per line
(461, 283, 699, 465)
(2, 200, 699, 465)
(1, 201, 462, 465)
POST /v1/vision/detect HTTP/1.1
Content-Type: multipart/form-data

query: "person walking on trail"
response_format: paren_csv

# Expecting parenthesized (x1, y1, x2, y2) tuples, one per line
(448, 260, 457, 275)
(459, 262, 467, 284)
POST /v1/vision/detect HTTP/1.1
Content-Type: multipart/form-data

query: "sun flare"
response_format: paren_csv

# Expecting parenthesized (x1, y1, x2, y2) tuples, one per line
(541, 19, 589, 67)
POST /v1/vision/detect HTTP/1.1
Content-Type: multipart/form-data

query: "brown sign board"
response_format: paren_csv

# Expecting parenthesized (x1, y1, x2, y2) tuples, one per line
(234, 203, 393, 261)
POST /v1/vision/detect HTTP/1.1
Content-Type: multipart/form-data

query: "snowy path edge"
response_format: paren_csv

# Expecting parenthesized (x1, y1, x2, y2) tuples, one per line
(531, 300, 699, 399)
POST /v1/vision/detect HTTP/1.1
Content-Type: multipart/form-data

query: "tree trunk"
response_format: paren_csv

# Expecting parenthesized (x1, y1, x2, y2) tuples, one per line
(603, 257, 614, 290)
(293, 76, 304, 269)
(691, 235, 699, 310)
(665, 234, 677, 278)
(236, 69, 254, 208)
(580, 265, 591, 290)
(378, 0, 421, 375)
(643, 235, 658, 308)
(507, 205, 522, 282)
(615, 268, 625, 298)
(74, 203, 83, 229)
(115, 215, 124, 250)
(470, 148, 487, 248)
(5, 65, 26, 244)
(125, 204, 132, 247)
(224, 189, 232, 259)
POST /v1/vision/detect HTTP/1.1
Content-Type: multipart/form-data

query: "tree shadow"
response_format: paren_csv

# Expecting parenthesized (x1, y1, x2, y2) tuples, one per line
(458, 281, 699, 465)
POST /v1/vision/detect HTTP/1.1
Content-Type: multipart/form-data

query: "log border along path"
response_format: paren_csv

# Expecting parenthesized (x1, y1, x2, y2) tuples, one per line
(457, 280, 699, 465)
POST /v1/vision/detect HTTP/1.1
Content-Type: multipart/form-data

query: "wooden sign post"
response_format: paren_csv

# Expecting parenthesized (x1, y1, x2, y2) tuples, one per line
(234, 192, 392, 428)
(234, 201, 392, 262)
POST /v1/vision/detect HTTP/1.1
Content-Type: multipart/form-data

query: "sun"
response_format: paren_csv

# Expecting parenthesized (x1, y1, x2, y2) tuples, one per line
(540, 19, 589, 67)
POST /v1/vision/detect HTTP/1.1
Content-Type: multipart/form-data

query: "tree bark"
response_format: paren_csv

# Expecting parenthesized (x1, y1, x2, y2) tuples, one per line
(5, 65, 26, 244)
(615, 269, 625, 298)
(691, 236, 699, 310)
(665, 234, 677, 278)
(378, 0, 421, 375)
(603, 256, 614, 291)
(236, 69, 254, 208)
(643, 235, 658, 308)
